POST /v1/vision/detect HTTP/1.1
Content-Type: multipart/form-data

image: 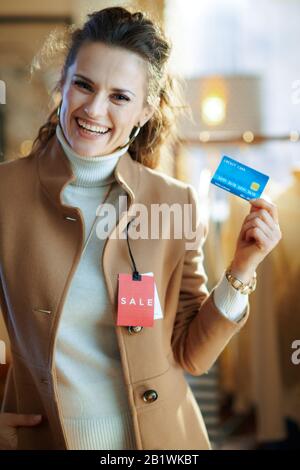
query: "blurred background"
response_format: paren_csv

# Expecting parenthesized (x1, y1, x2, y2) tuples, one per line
(0, 0, 299, 450)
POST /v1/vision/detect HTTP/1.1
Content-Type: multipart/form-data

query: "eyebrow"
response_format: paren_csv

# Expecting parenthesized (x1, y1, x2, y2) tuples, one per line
(73, 73, 136, 96)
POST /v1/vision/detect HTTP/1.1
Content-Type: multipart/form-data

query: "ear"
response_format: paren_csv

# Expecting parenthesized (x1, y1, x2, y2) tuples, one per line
(139, 103, 157, 127)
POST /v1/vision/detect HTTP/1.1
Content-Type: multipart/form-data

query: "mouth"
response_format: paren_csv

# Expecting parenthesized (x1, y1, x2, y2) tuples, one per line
(75, 117, 112, 137)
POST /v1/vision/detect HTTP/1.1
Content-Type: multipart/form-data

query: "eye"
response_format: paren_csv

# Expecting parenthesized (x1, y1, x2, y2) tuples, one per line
(73, 79, 93, 91)
(112, 94, 130, 102)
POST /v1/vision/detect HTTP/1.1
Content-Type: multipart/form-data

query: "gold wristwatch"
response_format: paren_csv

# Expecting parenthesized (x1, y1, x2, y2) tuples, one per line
(225, 264, 257, 295)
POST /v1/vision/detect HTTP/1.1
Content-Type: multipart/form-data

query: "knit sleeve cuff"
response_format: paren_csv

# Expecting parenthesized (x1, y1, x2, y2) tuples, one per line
(213, 271, 249, 322)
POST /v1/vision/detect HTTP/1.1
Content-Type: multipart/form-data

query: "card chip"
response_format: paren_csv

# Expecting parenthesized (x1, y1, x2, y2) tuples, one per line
(250, 182, 260, 191)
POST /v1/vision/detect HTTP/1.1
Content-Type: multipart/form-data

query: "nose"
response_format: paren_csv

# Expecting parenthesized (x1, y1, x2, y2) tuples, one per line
(84, 93, 108, 120)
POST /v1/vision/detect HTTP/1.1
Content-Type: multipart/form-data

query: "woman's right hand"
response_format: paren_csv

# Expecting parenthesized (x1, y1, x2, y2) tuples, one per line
(0, 413, 42, 450)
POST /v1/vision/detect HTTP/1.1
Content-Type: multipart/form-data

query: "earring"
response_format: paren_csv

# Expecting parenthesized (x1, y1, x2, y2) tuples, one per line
(116, 122, 141, 151)
(128, 123, 141, 144)
(56, 101, 61, 119)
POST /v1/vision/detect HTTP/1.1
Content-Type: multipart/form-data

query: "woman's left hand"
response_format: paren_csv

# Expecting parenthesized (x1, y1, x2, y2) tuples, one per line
(230, 198, 282, 280)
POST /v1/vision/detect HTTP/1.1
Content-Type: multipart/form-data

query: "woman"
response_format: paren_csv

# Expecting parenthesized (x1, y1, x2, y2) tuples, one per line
(0, 7, 281, 450)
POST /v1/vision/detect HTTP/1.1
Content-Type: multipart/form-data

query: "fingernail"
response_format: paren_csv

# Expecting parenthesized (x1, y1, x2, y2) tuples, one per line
(34, 415, 42, 421)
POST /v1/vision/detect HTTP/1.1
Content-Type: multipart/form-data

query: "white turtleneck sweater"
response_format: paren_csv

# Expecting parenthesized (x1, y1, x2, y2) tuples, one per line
(54, 123, 248, 450)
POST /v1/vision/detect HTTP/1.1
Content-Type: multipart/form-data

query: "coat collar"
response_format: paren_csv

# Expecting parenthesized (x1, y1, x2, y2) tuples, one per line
(37, 132, 141, 210)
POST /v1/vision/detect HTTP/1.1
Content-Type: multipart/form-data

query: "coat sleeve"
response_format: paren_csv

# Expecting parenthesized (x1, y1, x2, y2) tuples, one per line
(171, 184, 250, 376)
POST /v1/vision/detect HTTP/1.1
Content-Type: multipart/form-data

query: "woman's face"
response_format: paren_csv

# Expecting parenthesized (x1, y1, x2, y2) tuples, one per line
(59, 41, 154, 157)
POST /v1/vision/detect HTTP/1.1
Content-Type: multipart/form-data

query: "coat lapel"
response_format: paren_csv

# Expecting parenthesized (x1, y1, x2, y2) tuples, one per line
(37, 132, 140, 209)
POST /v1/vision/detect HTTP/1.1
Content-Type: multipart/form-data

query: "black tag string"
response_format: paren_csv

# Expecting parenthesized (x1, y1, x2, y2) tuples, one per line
(126, 219, 141, 281)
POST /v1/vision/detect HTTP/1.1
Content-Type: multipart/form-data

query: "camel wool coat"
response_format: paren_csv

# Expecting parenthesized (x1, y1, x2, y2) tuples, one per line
(0, 133, 250, 450)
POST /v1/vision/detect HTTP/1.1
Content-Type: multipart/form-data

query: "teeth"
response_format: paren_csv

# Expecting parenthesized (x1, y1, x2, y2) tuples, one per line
(77, 118, 110, 134)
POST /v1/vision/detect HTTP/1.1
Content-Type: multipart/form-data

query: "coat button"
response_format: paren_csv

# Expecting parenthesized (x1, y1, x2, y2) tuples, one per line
(143, 389, 158, 403)
(127, 326, 143, 335)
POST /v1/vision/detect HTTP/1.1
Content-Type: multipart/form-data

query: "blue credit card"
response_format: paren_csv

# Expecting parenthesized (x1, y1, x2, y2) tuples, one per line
(210, 155, 269, 201)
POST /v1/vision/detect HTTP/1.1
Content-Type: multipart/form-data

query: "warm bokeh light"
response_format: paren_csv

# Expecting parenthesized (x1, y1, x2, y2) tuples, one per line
(201, 95, 226, 126)
(242, 131, 254, 143)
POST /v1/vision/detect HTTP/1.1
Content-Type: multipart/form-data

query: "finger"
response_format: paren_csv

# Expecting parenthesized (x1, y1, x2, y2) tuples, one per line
(249, 198, 279, 224)
(244, 209, 277, 232)
(6, 413, 42, 427)
(242, 217, 273, 240)
(245, 226, 270, 249)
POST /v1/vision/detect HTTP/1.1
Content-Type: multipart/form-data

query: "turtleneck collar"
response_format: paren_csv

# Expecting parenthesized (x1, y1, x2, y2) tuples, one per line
(55, 123, 130, 188)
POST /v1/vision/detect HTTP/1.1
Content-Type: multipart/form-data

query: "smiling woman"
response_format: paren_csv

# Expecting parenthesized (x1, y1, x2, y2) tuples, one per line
(0, 4, 281, 453)
(29, 7, 188, 167)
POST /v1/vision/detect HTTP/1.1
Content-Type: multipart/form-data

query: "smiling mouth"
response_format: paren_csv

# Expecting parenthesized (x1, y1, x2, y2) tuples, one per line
(75, 117, 111, 136)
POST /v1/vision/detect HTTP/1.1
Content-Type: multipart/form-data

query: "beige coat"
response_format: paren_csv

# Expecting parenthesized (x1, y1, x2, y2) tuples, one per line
(0, 134, 249, 450)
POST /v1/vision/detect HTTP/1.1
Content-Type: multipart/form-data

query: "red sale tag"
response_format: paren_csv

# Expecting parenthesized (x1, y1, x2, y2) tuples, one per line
(117, 273, 155, 327)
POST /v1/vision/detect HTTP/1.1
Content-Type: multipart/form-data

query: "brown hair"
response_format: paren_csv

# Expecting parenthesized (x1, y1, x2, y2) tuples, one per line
(31, 6, 189, 169)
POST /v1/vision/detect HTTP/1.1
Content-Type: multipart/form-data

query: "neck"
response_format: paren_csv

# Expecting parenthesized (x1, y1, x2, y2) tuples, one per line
(55, 124, 130, 188)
